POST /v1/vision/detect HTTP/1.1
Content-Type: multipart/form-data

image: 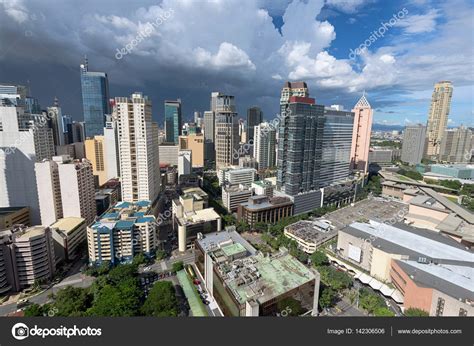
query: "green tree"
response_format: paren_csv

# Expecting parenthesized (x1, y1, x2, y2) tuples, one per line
(24, 303, 44, 317)
(172, 261, 184, 273)
(319, 266, 352, 291)
(132, 253, 147, 266)
(155, 249, 166, 260)
(311, 251, 329, 267)
(398, 169, 423, 181)
(52, 286, 93, 316)
(359, 289, 385, 314)
(319, 287, 337, 309)
(374, 307, 395, 316)
(87, 279, 142, 317)
(404, 307, 429, 317)
(141, 281, 178, 316)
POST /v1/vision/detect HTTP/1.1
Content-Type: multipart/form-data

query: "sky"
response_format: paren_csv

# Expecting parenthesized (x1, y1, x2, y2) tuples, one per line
(0, 0, 473, 127)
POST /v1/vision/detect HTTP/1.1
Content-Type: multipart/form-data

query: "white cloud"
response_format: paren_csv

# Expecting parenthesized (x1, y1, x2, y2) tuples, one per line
(1, 0, 28, 23)
(194, 42, 256, 71)
(394, 9, 440, 33)
(325, 0, 371, 13)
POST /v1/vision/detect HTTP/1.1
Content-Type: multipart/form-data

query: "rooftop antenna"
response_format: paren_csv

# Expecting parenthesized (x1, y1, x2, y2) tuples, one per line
(53, 96, 59, 107)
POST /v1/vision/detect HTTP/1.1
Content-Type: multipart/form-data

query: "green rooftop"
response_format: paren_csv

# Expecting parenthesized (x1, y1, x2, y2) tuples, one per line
(226, 252, 316, 305)
(220, 243, 247, 258)
(176, 270, 208, 317)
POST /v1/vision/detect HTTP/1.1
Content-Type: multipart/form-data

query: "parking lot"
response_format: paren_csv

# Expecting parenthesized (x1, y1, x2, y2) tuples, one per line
(323, 196, 407, 231)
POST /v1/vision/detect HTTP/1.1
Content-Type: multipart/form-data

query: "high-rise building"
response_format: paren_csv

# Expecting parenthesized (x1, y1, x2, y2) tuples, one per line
(425, 81, 453, 158)
(47, 98, 65, 147)
(84, 136, 107, 186)
(277, 91, 324, 196)
(36, 155, 96, 226)
(115, 92, 160, 203)
(164, 99, 182, 144)
(179, 133, 204, 167)
(0, 87, 54, 224)
(203, 111, 215, 142)
(62, 114, 72, 144)
(214, 93, 236, 112)
(80, 58, 110, 138)
(280, 81, 309, 104)
(0, 225, 56, 292)
(439, 126, 472, 163)
(349, 93, 373, 173)
(71, 121, 85, 143)
(253, 122, 276, 170)
(178, 150, 192, 176)
(104, 118, 120, 179)
(401, 124, 427, 165)
(215, 111, 239, 169)
(247, 106, 263, 143)
(319, 108, 354, 186)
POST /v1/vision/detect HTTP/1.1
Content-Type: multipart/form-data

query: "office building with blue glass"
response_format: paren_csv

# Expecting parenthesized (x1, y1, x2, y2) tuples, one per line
(80, 59, 110, 138)
(165, 99, 182, 144)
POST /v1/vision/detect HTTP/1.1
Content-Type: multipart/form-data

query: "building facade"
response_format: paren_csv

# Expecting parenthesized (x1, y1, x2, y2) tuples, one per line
(246, 106, 263, 143)
(349, 94, 373, 173)
(425, 81, 453, 159)
(253, 122, 276, 170)
(115, 93, 160, 203)
(80, 59, 110, 138)
(401, 124, 427, 165)
(179, 134, 204, 167)
(215, 111, 239, 169)
(439, 126, 472, 163)
(164, 99, 182, 144)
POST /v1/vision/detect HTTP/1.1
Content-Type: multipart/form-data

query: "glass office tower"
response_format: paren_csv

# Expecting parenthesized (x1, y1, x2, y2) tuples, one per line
(80, 59, 110, 138)
(164, 99, 182, 144)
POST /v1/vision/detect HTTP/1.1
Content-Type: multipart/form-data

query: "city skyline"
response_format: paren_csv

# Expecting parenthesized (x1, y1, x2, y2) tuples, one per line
(0, 0, 472, 127)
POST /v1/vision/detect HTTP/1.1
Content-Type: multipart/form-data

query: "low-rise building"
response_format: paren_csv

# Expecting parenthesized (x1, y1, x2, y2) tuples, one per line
(218, 167, 256, 187)
(222, 184, 253, 212)
(87, 201, 157, 265)
(251, 180, 274, 198)
(172, 187, 221, 252)
(237, 195, 293, 229)
(50, 217, 86, 261)
(0, 207, 30, 231)
(284, 219, 336, 253)
(336, 220, 473, 316)
(195, 230, 320, 316)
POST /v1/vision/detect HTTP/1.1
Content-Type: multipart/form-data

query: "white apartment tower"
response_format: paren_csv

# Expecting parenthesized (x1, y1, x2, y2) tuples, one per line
(115, 93, 160, 203)
(35, 155, 96, 226)
(0, 89, 54, 224)
(178, 150, 192, 176)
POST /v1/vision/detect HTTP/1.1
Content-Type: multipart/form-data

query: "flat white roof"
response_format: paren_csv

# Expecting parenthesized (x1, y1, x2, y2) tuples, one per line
(350, 221, 472, 262)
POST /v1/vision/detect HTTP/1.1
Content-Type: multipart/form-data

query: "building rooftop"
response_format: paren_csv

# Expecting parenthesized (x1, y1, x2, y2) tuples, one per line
(343, 221, 473, 263)
(420, 187, 474, 224)
(50, 217, 85, 234)
(15, 226, 47, 240)
(395, 259, 473, 303)
(180, 208, 220, 225)
(284, 219, 337, 246)
(219, 251, 315, 305)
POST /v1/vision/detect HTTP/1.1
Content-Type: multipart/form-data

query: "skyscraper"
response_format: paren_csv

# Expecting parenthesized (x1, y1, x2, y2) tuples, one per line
(277, 91, 324, 196)
(215, 111, 239, 169)
(115, 92, 160, 203)
(178, 150, 192, 176)
(401, 124, 427, 165)
(84, 136, 107, 186)
(319, 107, 354, 186)
(80, 58, 110, 138)
(439, 126, 472, 163)
(349, 93, 373, 173)
(247, 106, 263, 142)
(280, 81, 309, 104)
(164, 99, 182, 144)
(253, 122, 276, 170)
(425, 81, 453, 159)
(47, 98, 65, 148)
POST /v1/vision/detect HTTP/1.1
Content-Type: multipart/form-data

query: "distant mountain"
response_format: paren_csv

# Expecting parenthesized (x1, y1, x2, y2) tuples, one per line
(371, 123, 405, 132)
